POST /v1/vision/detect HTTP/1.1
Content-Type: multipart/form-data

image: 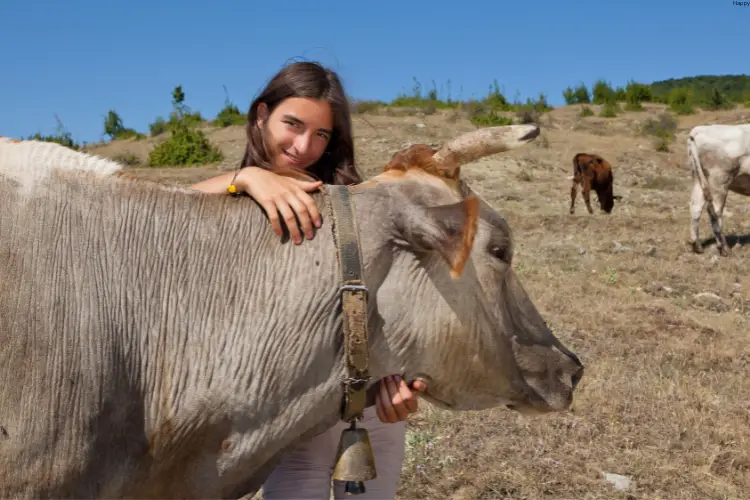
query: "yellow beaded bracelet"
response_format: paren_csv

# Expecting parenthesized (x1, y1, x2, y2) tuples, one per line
(228, 169, 241, 195)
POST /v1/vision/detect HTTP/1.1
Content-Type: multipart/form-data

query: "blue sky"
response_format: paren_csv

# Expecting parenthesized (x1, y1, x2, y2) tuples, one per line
(1, 0, 746, 144)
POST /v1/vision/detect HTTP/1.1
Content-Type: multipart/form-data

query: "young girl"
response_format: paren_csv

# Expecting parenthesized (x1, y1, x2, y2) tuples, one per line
(189, 61, 427, 499)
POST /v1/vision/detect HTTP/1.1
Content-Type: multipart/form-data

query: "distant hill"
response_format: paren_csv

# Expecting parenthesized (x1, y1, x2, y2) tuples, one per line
(650, 74, 750, 102)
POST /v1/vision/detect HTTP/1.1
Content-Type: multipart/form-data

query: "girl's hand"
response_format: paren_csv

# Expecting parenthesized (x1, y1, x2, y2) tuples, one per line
(237, 167, 323, 244)
(375, 375, 428, 424)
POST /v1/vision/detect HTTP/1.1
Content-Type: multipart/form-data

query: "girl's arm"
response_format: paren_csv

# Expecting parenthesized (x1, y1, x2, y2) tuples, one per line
(188, 171, 243, 194)
(188, 167, 323, 244)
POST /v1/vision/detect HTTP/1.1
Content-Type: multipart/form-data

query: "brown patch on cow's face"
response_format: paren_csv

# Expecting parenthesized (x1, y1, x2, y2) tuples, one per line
(444, 196, 480, 278)
(350, 143, 466, 197)
(354, 144, 463, 197)
(384, 143, 461, 180)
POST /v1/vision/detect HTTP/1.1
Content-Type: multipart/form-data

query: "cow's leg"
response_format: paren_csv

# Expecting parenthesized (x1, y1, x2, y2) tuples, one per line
(706, 181, 730, 256)
(581, 178, 594, 214)
(569, 181, 578, 214)
(689, 177, 705, 253)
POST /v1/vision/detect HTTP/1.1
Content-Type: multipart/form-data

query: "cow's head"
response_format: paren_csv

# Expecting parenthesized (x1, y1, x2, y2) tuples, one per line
(599, 182, 616, 214)
(353, 125, 584, 415)
(590, 156, 620, 214)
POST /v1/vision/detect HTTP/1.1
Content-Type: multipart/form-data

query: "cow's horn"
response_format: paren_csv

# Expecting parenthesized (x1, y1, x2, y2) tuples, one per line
(433, 124, 540, 176)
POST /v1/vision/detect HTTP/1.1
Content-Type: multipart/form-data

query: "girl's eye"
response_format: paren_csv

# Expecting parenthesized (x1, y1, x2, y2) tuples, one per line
(284, 120, 300, 129)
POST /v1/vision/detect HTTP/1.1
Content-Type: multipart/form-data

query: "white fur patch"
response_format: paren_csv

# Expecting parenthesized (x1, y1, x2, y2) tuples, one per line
(0, 137, 124, 195)
(689, 124, 750, 161)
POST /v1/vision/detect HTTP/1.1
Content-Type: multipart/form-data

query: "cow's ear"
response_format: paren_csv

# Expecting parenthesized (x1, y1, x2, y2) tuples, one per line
(395, 196, 480, 278)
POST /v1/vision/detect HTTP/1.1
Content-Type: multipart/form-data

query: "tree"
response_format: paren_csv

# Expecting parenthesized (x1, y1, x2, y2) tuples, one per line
(103, 110, 125, 140)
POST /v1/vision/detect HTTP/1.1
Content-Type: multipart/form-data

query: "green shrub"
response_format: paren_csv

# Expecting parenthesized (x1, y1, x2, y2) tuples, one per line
(470, 110, 514, 127)
(212, 85, 247, 127)
(563, 83, 591, 104)
(115, 129, 146, 140)
(599, 101, 619, 117)
(668, 87, 695, 115)
(103, 110, 145, 141)
(26, 116, 80, 150)
(27, 131, 80, 150)
(389, 77, 460, 110)
(702, 87, 735, 111)
(350, 99, 385, 114)
(624, 81, 652, 111)
(213, 103, 246, 127)
(641, 112, 677, 152)
(149, 117, 168, 137)
(514, 92, 552, 123)
(592, 79, 615, 104)
(613, 86, 627, 102)
(148, 127, 223, 166)
(147, 86, 223, 167)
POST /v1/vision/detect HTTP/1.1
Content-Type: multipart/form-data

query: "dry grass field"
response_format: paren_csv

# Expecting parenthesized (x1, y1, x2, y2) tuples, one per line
(88, 102, 750, 499)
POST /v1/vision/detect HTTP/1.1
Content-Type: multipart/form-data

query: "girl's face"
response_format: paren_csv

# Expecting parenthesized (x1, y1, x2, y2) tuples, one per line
(257, 97, 333, 171)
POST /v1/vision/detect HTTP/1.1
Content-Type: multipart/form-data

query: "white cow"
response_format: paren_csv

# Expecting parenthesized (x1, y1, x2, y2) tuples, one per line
(687, 123, 750, 255)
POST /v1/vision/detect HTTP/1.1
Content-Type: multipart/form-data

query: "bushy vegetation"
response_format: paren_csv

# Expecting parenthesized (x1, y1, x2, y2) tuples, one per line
(24, 115, 82, 150)
(367, 77, 551, 128)
(650, 74, 750, 105)
(22, 73, 749, 166)
(641, 112, 678, 152)
(563, 75, 749, 117)
(211, 85, 246, 128)
(146, 86, 223, 167)
(103, 110, 145, 141)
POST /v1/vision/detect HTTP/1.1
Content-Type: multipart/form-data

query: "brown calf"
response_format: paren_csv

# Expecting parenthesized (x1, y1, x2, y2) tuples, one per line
(569, 152, 620, 214)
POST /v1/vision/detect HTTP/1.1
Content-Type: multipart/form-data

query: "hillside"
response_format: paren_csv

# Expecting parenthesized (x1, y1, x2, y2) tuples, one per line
(79, 101, 750, 499)
(650, 74, 750, 103)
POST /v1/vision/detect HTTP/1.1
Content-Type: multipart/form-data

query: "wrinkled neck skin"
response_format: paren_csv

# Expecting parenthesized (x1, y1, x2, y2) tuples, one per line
(117, 181, 402, 493)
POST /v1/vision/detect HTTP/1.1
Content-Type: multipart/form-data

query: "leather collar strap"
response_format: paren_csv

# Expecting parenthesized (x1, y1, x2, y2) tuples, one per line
(325, 184, 372, 423)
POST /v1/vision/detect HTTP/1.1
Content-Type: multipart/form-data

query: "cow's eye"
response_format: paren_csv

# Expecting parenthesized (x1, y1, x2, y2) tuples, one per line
(490, 245, 505, 261)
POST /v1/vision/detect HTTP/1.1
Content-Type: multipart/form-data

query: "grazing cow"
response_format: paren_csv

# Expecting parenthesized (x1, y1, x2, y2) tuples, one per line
(688, 123, 750, 256)
(0, 127, 584, 499)
(569, 152, 620, 214)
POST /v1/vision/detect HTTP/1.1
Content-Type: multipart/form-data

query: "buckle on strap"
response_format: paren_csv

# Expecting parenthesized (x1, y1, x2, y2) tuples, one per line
(340, 283, 368, 296)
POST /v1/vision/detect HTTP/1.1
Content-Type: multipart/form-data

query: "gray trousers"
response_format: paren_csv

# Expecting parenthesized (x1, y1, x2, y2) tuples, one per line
(262, 406, 407, 499)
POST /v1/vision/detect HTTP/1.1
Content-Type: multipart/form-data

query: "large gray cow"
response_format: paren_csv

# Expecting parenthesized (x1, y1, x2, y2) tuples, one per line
(0, 127, 584, 499)
(688, 123, 750, 255)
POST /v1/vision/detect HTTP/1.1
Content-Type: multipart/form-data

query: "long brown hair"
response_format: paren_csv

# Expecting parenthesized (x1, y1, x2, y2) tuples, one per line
(240, 61, 362, 186)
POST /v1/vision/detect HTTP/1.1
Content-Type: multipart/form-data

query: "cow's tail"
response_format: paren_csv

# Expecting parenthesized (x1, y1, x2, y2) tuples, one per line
(570, 153, 583, 180)
(688, 134, 722, 234)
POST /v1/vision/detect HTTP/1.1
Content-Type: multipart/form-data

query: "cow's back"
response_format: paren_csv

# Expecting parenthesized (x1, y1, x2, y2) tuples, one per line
(573, 153, 612, 184)
(690, 124, 750, 161)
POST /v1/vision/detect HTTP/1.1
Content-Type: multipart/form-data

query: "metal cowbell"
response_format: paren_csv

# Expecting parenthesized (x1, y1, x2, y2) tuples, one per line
(332, 421, 377, 495)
